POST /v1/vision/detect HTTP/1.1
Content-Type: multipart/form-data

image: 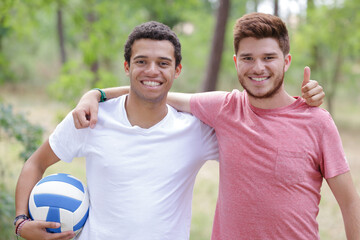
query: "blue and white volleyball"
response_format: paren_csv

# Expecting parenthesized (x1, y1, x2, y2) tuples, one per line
(28, 173, 89, 234)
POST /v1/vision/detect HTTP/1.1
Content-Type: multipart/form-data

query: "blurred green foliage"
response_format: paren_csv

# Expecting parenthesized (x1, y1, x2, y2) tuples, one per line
(0, 185, 15, 240)
(0, 0, 359, 239)
(0, 102, 44, 240)
(0, 103, 43, 161)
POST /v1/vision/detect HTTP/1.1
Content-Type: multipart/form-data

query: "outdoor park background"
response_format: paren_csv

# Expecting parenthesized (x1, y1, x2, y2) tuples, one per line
(0, 0, 359, 239)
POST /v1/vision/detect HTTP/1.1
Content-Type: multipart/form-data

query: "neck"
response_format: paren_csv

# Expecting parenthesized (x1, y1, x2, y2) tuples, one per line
(125, 94, 168, 129)
(247, 87, 296, 109)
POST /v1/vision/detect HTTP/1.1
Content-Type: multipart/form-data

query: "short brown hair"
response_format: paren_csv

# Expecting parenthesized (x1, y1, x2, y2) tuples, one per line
(124, 21, 182, 68)
(233, 12, 290, 56)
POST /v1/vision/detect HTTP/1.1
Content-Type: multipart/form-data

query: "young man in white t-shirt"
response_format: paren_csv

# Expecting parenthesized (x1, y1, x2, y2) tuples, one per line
(72, 13, 360, 239)
(14, 21, 218, 240)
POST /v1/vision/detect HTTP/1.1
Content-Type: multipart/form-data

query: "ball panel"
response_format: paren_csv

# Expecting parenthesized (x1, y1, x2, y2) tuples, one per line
(73, 208, 89, 232)
(28, 206, 49, 221)
(34, 193, 82, 212)
(37, 173, 85, 193)
(32, 181, 85, 201)
(46, 207, 61, 233)
(73, 187, 89, 223)
(59, 208, 74, 232)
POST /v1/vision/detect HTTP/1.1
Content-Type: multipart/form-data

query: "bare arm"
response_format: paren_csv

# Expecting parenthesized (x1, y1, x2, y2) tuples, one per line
(327, 171, 360, 240)
(72, 87, 130, 128)
(167, 92, 193, 113)
(15, 140, 75, 239)
(72, 70, 325, 129)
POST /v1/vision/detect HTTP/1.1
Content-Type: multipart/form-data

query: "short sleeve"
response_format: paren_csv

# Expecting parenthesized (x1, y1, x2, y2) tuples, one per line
(200, 121, 219, 161)
(190, 91, 228, 128)
(49, 111, 89, 162)
(320, 113, 349, 179)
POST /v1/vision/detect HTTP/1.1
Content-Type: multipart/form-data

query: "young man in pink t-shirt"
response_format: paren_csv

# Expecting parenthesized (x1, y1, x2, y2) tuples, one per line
(70, 14, 359, 239)
(178, 13, 360, 239)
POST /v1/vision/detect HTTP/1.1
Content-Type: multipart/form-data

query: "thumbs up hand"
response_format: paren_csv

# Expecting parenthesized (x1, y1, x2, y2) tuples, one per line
(301, 66, 325, 107)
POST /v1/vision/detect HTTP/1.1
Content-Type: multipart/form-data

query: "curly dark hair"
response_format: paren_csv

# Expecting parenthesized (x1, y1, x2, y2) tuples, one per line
(124, 21, 182, 68)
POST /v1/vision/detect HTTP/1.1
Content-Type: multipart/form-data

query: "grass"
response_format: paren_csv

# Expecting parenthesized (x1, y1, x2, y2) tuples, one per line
(1, 84, 359, 240)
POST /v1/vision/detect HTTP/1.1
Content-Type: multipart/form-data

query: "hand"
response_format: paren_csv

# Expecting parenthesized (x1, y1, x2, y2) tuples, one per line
(301, 66, 325, 107)
(72, 90, 100, 129)
(19, 220, 76, 240)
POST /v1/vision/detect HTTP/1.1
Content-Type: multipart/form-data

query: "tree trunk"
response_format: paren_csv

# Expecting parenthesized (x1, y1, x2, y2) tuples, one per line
(254, 0, 259, 12)
(201, 0, 230, 92)
(86, 10, 99, 84)
(56, 6, 67, 64)
(274, 0, 279, 16)
(326, 47, 343, 115)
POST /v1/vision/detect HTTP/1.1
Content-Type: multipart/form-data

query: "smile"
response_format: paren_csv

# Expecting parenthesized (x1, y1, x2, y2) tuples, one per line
(142, 81, 161, 87)
(250, 76, 269, 82)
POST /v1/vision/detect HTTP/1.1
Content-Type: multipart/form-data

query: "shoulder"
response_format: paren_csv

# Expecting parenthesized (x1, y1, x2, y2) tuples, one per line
(98, 96, 124, 114)
(297, 100, 335, 129)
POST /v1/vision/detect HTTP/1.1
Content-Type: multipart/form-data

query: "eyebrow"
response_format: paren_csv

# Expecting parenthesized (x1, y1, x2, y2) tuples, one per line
(133, 55, 173, 62)
(239, 52, 279, 56)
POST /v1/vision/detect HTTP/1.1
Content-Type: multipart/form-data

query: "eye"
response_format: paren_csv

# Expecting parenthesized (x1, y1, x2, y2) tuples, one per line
(135, 60, 145, 65)
(264, 56, 275, 60)
(242, 57, 253, 61)
(159, 61, 170, 67)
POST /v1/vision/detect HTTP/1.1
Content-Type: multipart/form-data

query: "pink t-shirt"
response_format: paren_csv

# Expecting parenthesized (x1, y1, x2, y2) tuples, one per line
(190, 90, 349, 240)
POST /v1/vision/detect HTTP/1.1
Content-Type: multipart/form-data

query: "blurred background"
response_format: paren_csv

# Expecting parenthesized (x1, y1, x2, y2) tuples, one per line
(0, 0, 359, 239)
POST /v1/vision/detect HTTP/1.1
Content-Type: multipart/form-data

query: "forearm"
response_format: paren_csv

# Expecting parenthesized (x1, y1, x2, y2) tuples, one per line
(102, 86, 130, 99)
(15, 140, 59, 219)
(167, 92, 193, 113)
(341, 197, 360, 239)
(15, 160, 44, 217)
(327, 172, 360, 239)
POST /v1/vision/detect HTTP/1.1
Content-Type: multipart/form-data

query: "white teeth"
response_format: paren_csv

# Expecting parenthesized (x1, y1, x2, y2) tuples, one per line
(143, 81, 160, 86)
(252, 77, 268, 82)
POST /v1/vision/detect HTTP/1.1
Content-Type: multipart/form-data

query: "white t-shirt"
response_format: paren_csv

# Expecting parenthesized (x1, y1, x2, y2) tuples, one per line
(49, 95, 219, 240)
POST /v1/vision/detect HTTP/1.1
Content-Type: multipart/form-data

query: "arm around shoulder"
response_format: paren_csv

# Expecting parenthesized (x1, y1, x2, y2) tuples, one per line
(167, 92, 193, 113)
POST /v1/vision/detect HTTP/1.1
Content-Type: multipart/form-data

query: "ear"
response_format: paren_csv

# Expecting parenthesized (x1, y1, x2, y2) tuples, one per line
(284, 54, 292, 72)
(124, 61, 130, 76)
(174, 63, 182, 79)
(233, 54, 237, 66)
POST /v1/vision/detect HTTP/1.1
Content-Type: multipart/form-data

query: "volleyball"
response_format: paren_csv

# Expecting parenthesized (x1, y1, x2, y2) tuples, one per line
(28, 173, 89, 234)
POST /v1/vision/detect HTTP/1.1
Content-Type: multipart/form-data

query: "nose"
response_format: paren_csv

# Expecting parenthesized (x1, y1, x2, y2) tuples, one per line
(253, 59, 265, 74)
(145, 62, 160, 76)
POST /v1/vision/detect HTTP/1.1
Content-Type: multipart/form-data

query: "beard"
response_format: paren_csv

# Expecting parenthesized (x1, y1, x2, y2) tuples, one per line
(238, 70, 285, 99)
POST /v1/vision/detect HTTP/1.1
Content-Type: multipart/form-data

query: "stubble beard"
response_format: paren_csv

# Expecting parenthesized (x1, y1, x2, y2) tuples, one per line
(239, 71, 285, 99)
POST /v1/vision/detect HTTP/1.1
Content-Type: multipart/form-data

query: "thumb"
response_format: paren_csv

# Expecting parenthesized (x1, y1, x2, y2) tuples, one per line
(302, 66, 311, 87)
(40, 221, 61, 229)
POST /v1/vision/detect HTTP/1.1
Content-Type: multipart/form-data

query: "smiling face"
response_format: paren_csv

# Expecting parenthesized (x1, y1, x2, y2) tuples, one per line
(125, 39, 181, 105)
(234, 37, 291, 100)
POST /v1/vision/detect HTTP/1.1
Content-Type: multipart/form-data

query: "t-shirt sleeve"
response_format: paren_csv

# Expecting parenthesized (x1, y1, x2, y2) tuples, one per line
(200, 122, 219, 162)
(49, 111, 89, 163)
(190, 91, 228, 128)
(320, 113, 349, 179)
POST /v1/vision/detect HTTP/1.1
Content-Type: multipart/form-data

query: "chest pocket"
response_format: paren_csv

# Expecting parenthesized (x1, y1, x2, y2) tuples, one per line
(275, 149, 306, 185)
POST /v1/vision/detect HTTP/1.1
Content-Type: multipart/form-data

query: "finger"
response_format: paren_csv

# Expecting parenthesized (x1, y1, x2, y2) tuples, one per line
(305, 92, 325, 107)
(78, 109, 91, 128)
(50, 231, 76, 240)
(73, 113, 82, 129)
(303, 84, 323, 99)
(39, 221, 61, 229)
(89, 105, 99, 129)
(301, 80, 319, 98)
(302, 66, 311, 87)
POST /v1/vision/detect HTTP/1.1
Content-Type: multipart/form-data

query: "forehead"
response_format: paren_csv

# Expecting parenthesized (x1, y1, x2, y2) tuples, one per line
(130, 39, 175, 60)
(237, 37, 282, 56)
